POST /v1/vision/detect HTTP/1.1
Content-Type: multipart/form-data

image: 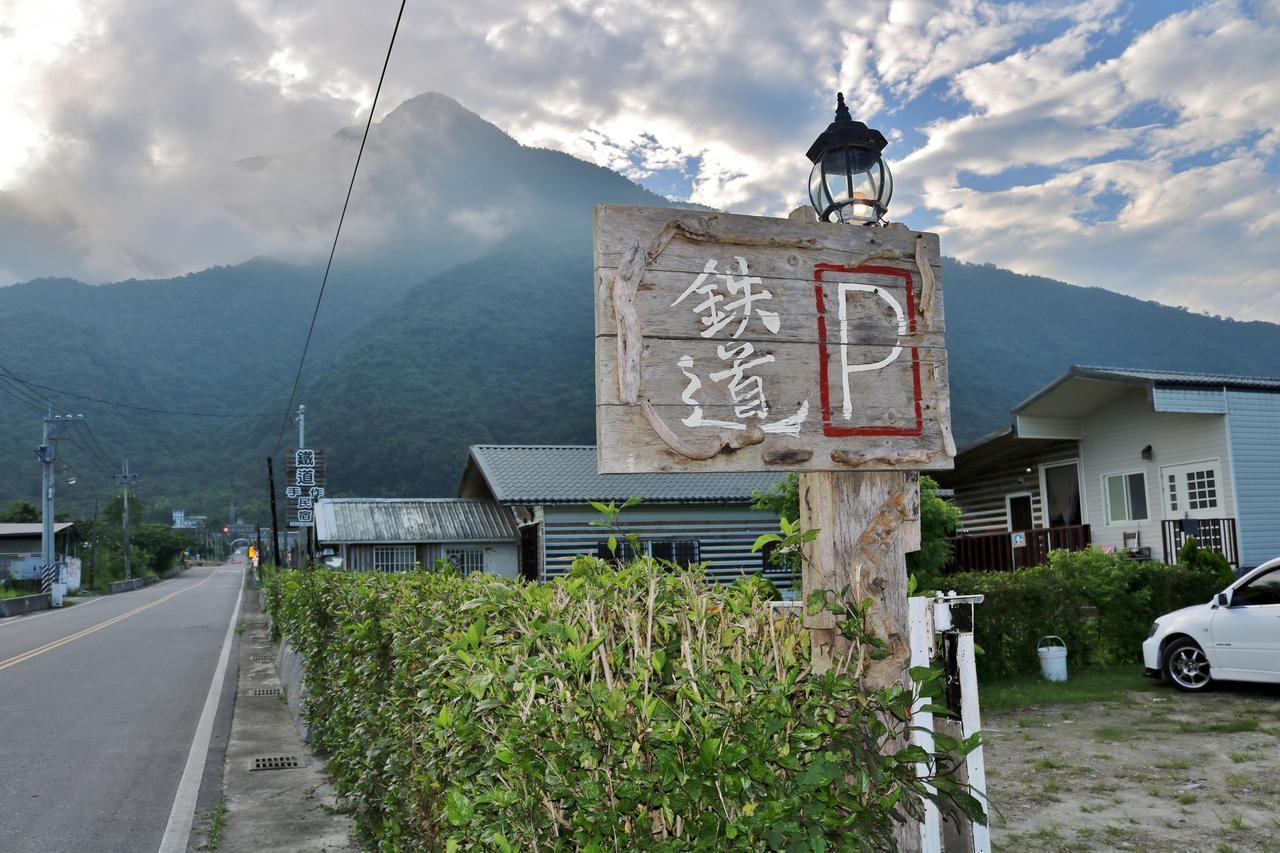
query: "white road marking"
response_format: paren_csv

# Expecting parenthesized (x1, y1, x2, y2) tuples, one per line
(157, 567, 245, 853)
(0, 595, 103, 628)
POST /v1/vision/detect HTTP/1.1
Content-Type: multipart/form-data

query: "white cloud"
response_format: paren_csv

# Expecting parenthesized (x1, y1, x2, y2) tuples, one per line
(0, 0, 1276, 322)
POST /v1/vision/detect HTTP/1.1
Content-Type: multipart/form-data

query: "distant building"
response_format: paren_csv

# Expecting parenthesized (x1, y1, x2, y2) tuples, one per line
(0, 522, 77, 582)
(313, 498, 519, 576)
(458, 444, 790, 587)
(936, 366, 1280, 571)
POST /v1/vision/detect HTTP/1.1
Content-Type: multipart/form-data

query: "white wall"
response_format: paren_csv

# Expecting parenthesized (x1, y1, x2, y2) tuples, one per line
(480, 542, 519, 578)
(1080, 389, 1232, 558)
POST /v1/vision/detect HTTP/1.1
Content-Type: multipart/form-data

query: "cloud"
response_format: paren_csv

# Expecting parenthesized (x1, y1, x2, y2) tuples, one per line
(0, 0, 1276, 322)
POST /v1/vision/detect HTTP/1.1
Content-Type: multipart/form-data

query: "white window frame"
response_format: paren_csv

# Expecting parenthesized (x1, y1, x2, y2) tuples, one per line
(445, 547, 485, 576)
(373, 544, 417, 573)
(1037, 458, 1085, 528)
(1102, 470, 1150, 525)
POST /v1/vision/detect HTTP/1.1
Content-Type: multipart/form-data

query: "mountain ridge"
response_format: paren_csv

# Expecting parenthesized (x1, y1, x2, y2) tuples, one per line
(2, 91, 1278, 521)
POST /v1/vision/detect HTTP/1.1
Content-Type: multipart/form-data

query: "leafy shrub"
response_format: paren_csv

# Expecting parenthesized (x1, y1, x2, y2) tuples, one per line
(264, 560, 981, 851)
(934, 547, 1233, 679)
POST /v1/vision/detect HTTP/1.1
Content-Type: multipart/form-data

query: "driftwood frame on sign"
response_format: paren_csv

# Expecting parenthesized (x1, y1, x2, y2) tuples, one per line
(595, 204, 955, 474)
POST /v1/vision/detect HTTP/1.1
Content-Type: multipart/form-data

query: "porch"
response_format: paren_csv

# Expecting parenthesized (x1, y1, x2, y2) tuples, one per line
(943, 517, 1241, 573)
(1161, 517, 1239, 567)
(944, 524, 1091, 574)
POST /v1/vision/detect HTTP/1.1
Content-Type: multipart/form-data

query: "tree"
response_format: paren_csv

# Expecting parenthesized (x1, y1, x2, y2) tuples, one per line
(752, 473, 959, 585)
(0, 500, 41, 523)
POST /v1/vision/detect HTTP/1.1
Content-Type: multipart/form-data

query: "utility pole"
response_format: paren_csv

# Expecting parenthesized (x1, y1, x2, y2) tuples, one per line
(114, 461, 138, 580)
(88, 498, 99, 589)
(267, 457, 282, 568)
(37, 411, 82, 607)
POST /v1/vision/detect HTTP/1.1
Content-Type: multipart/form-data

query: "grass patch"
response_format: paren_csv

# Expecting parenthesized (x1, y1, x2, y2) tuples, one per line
(1094, 725, 1133, 742)
(982, 665, 1154, 715)
(1154, 758, 1192, 770)
(206, 799, 226, 845)
(1176, 718, 1259, 734)
(1033, 757, 1070, 771)
(1176, 792, 1197, 805)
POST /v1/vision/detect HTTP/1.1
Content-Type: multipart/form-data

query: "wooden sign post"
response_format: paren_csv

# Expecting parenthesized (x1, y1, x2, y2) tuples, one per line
(595, 202, 954, 667)
(595, 203, 953, 848)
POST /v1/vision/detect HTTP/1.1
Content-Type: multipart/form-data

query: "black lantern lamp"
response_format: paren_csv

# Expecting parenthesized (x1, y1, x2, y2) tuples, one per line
(806, 93, 892, 224)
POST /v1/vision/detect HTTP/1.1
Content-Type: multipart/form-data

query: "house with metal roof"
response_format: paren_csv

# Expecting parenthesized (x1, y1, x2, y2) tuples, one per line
(934, 366, 1280, 572)
(1, 522, 78, 585)
(313, 498, 519, 576)
(458, 445, 791, 586)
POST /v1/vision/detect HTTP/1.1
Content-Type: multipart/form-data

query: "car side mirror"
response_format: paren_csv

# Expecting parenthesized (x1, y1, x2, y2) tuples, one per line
(1216, 592, 1231, 608)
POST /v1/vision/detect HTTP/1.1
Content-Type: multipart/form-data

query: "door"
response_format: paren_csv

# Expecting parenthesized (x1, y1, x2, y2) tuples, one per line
(519, 524, 541, 582)
(1160, 460, 1223, 521)
(1210, 567, 1280, 682)
(1041, 462, 1082, 527)
(1006, 494, 1034, 532)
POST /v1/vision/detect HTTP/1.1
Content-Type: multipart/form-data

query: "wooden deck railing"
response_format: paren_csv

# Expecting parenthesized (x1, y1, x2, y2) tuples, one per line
(1161, 518, 1239, 567)
(944, 524, 1092, 574)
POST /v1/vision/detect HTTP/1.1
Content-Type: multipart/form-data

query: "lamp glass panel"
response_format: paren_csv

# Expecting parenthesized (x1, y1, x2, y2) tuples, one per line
(808, 161, 826, 212)
(820, 150, 848, 208)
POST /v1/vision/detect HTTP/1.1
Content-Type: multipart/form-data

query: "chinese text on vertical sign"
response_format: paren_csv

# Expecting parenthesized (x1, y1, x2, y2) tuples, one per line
(285, 448, 326, 527)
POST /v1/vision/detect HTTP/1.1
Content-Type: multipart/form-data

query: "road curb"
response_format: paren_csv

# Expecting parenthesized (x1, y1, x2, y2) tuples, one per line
(214, 575, 356, 852)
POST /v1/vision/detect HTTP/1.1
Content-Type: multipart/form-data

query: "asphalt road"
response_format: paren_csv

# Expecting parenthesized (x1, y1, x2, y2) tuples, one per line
(0, 561, 244, 853)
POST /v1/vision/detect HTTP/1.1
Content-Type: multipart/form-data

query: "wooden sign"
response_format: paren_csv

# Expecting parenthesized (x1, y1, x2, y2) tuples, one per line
(595, 204, 955, 474)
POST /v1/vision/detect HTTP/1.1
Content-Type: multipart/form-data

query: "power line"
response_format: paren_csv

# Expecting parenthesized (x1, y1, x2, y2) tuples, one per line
(271, 0, 408, 455)
(0, 365, 271, 419)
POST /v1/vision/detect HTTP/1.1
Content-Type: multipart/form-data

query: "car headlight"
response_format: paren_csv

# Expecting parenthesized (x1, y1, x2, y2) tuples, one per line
(1147, 621, 1160, 638)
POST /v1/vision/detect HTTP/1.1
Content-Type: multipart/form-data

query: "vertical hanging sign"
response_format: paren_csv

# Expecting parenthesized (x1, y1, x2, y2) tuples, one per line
(285, 448, 326, 527)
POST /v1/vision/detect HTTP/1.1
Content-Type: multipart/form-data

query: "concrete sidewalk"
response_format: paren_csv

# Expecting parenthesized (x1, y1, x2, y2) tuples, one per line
(192, 580, 356, 852)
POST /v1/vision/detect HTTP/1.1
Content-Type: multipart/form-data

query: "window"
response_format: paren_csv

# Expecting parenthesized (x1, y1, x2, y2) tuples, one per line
(596, 539, 636, 562)
(1104, 472, 1148, 523)
(1185, 469, 1218, 510)
(373, 545, 416, 573)
(648, 540, 700, 566)
(444, 548, 485, 575)
(1167, 474, 1178, 513)
(1232, 569, 1280, 607)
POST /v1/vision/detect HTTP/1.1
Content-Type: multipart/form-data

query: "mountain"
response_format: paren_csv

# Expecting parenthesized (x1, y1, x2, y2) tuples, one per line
(2, 93, 1279, 520)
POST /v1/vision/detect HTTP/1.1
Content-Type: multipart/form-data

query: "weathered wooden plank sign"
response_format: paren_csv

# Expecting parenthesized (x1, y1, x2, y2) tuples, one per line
(594, 204, 955, 474)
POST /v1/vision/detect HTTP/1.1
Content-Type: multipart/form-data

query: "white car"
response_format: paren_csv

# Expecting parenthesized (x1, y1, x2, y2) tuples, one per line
(1143, 556, 1280, 691)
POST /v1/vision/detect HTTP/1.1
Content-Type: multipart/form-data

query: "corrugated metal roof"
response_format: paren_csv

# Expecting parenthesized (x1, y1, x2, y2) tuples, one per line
(315, 499, 517, 544)
(1011, 365, 1280, 417)
(467, 445, 784, 504)
(0, 522, 75, 538)
(1075, 365, 1280, 390)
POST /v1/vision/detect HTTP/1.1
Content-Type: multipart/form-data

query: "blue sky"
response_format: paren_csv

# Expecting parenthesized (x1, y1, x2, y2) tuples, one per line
(0, 0, 1276, 321)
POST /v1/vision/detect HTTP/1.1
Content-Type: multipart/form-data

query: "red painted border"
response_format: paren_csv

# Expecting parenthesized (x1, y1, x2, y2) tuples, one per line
(814, 263, 924, 438)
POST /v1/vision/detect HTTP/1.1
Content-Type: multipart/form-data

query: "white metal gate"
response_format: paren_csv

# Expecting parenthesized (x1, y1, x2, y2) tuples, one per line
(910, 592, 990, 853)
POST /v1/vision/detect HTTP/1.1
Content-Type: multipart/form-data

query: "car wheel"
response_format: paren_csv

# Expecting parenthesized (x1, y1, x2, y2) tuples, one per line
(1164, 638, 1212, 692)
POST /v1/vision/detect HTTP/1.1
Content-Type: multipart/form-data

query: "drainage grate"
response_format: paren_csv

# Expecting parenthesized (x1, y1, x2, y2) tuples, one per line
(248, 687, 281, 697)
(250, 654, 273, 662)
(251, 755, 300, 771)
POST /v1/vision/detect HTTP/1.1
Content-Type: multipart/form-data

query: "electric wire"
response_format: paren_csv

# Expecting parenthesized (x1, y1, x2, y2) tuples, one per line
(2, 369, 272, 419)
(270, 0, 408, 456)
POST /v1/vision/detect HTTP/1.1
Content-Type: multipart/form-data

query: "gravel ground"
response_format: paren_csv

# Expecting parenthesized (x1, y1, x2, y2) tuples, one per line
(984, 681, 1280, 852)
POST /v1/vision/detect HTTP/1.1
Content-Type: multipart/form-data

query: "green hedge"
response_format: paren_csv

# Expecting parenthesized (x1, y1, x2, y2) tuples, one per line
(264, 560, 979, 851)
(934, 544, 1233, 680)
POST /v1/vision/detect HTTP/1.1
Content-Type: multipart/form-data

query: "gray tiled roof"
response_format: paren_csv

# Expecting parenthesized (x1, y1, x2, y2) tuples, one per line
(468, 445, 784, 504)
(1075, 365, 1280, 390)
(315, 499, 517, 544)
